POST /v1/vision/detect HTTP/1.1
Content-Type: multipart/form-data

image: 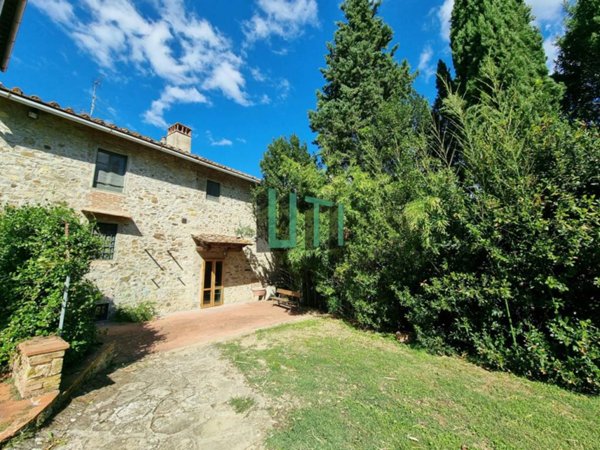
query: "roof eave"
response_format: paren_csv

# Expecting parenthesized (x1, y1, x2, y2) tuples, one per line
(0, 89, 260, 184)
(0, 0, 27, 72)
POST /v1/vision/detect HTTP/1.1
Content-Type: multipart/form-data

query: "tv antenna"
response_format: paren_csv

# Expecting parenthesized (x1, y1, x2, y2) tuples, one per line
(90, 77, 103, 116)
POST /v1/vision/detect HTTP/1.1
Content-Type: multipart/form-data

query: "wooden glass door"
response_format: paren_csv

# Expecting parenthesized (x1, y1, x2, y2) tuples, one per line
(201, 260, 224, 308)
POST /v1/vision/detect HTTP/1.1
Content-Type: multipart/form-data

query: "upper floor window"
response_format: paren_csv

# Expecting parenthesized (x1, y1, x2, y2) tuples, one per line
(206, 180, 221, 199)
(93, 149, 127, 193)
(94, 222, 118, 260)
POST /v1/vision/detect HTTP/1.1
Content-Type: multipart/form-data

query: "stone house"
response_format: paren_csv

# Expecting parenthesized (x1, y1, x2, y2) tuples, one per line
(0, 84, 271, 317)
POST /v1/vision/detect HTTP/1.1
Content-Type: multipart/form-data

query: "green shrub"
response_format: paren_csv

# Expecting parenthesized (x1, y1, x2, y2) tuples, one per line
(300, 76, 600, 393)
(0, 204, 103, 370)
(399, 82, 600, 393)
(112, 301, 157, 323)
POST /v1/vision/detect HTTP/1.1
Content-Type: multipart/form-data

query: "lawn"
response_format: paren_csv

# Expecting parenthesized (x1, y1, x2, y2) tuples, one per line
(221, 318, 600, 450)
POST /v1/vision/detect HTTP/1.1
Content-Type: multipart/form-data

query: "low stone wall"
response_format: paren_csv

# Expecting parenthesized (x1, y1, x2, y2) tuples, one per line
(1, 341, 117, 445)
(12, 336, 70, 399)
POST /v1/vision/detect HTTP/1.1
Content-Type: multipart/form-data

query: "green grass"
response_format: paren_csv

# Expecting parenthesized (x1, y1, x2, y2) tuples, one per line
(228, 396, 256, 414)
(220, 318, 600, 450)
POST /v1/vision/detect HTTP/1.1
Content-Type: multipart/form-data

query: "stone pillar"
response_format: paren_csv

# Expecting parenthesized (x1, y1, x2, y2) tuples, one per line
(12, 336, 70, 399)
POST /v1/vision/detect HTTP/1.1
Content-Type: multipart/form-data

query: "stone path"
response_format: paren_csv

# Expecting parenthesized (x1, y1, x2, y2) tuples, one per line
(8, 344, 275, 450)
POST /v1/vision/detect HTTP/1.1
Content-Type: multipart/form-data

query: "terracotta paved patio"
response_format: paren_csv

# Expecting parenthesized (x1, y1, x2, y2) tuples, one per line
(100, 300, 306, 362)
(2, 301, 310, 448)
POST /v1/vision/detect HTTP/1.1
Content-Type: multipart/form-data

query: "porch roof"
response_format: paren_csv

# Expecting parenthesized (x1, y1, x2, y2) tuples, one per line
(192, 233, 253, 252)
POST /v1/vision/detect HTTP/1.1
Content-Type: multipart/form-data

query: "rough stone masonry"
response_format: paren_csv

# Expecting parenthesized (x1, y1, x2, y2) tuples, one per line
(12, 336, 70, 399)
(0, 93, 272, 315)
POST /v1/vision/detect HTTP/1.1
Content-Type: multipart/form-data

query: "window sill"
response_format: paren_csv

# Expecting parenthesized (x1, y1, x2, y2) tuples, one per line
(91, 187, 127, 196)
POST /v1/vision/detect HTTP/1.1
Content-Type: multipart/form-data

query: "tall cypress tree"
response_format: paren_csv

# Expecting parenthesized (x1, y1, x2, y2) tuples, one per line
(309, 0, 423, 174)
(555, 0, 600, 124)
(450, 0, 561, 106)
(432, 60, 453, 118)
(431, 60, 457, 165)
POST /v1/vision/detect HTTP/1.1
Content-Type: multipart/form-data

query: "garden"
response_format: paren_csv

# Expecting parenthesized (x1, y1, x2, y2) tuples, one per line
(256, 0, 599, 395)
(0, 2, 598, 446)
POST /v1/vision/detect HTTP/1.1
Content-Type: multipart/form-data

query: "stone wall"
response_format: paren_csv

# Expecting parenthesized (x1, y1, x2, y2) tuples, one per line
(12, 336, 70, 399)
(0, 97, 272, 314)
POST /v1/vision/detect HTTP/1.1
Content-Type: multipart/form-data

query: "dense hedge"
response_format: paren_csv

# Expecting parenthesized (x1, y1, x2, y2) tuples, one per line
(258, 80, 600, 394)
(0, 204, 103, 370)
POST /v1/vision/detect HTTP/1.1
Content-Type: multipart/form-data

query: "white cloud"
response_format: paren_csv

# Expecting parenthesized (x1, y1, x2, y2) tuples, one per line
(527, 0, 563, 23)
(528, 0, 564, 71)
(32, 0, 250, 128)
(259, 94, 272, 105)
(211, 138, 234, 147)
(277, 79, 291, 100)
(206, 131, 233, 147)
(250, 67, 267, 82)
(30, 0, 75, 25)
(418, 45, 435, 81)
(437, 0, 454, 42)
(144, 86, 208, 128)
(244, 0, 318, 44)
(543, 35, 560, 72)
(203, 60, 250, 106)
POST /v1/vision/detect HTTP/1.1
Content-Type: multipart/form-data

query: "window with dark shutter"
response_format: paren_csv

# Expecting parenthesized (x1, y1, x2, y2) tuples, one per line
(206, 180, 221, 199)
(93, 149, 127, 192)
(95, 223, 118, 260)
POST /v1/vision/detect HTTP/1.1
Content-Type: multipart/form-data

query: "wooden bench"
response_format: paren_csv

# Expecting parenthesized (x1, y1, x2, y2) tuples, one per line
(271, 288, 302, 310)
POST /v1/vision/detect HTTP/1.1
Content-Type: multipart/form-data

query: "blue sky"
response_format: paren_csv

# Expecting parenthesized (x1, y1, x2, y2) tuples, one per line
(2, 0, 565, 177)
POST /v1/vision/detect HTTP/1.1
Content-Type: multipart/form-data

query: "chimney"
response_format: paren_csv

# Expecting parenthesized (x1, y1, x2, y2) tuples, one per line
(166, 123, 192, 153)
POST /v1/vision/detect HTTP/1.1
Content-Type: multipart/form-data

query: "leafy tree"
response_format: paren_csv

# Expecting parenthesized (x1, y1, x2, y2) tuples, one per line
(555, 0, 600, 124)
(450, 0, 561, 107)
(0, 204, 103, 369)
(256, 135, 323, 201)
(308, 0, 427, 174)
(253, 136, 326, 305)
(303, 0, 431, 327)
(253, 0, 600, 394)
(402, 81, 600, 393)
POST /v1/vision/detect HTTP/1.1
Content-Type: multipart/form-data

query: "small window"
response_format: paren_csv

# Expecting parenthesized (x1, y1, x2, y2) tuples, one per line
(94, 303, 110, 321)
(95, 223, 118, 260)
(93, 149, 127, 193)
(206, 180, 221, 198)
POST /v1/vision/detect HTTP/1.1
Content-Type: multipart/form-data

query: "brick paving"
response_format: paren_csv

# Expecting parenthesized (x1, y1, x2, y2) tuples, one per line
(101, 301, 305, 361)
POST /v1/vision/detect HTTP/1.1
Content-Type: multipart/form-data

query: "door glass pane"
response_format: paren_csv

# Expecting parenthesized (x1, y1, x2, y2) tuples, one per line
(203, 261, 213, 289)
(203, 290, 211, 305)
(215, 261, 223, 286)
(214, 289, 222, 303)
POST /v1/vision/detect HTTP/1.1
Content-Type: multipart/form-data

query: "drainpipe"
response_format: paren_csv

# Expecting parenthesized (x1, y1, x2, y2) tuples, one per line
(58, 222, 70, 334)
